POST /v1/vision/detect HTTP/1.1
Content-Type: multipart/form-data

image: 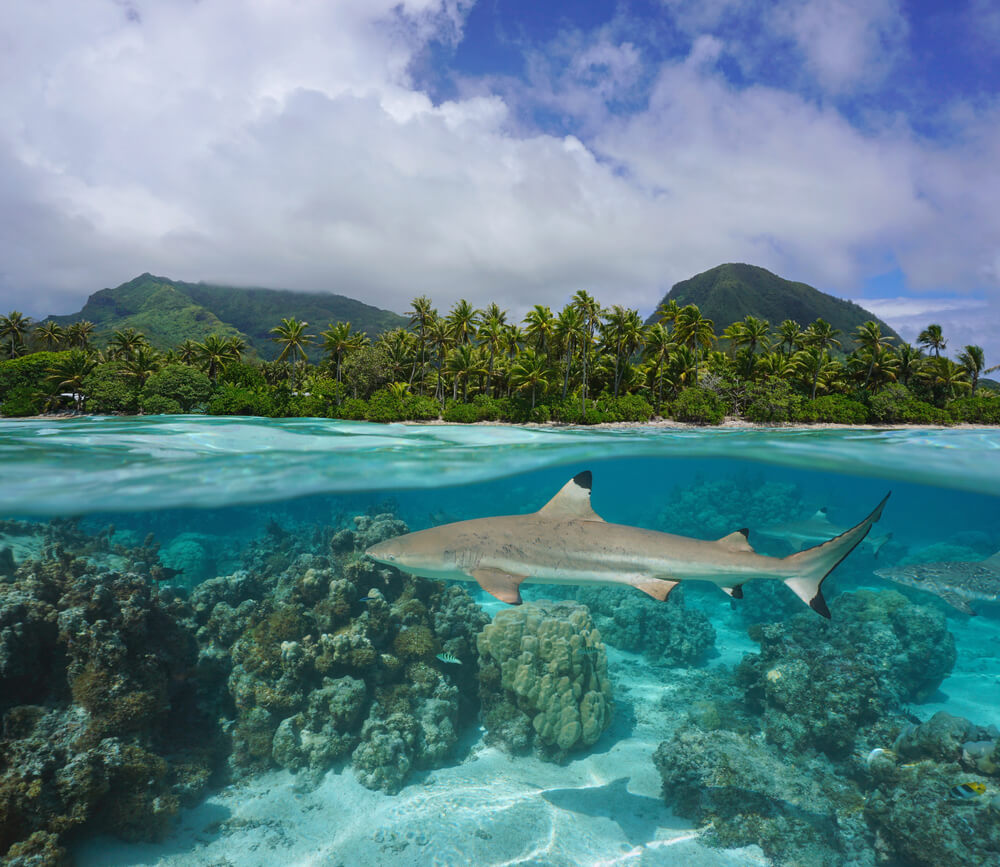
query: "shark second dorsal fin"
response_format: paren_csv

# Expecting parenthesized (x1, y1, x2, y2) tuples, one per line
(717, 529, 754, 553)
(537, 471, 605, 521)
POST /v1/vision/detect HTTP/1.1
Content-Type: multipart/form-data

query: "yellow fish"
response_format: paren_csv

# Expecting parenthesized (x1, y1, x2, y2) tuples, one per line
(949, 782, 987, 800)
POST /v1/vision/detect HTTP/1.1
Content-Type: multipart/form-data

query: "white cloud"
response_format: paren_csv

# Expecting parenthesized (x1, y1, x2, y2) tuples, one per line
(0, 0, 996, 371)
(769, 0, 908, 93)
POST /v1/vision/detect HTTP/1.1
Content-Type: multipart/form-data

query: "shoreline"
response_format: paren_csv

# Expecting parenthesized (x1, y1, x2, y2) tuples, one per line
(3, 412, 999, 431)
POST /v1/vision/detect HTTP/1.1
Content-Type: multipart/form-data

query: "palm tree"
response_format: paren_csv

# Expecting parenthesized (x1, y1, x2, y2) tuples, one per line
(643, 323, 673, 416)
(108, 328, 149, 361)
(601, 306, 644, 396)
(664, 345, 698, 396)
(656, 299, 681, 331)
(524, 305, 555, 354)
(572, 290, 602, 413)
(379, 329, 413, 382)
(795, 346, 838, 399)
(1, 311, 33, 358)
(445, 343, 482, 401)
(321, 321, 360, 382)
(66, 320, 95, 349)
(270, 317, 314, 386)
(477, 313, 506, 397)
(46, 349, 96, 411)
(196, 334, 239, 382)
(673, 305, 715, 384)
(426, 316, 453, 404)
(553, 305, 584, 399)
(446, 299, 479, 346)
(777, 319, 803, 358)
(802, 318, 841, 355)
(177, 339, 200, 364)
(918, 356, 971, 405)
(957, 345, 991, 396)
(406, 296, 436, 392)
(34, 321, 65, 351)
(510, 349, 550, 409)
(124, 344, 161, 390)
(226, 335, 247, 360)
(756, 351, 800, 380)
(917, 323, 946, 358)
(854, 321, 895, 389)
(894, 343, 922, 387)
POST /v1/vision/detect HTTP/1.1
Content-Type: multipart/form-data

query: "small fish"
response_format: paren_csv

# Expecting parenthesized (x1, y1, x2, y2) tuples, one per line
(579, 647, 601, 656)
(436, 652, 461, 665)
(863, 748, 895, 766)
(359, 592, 380, 604)
(948, 782, 987, 801)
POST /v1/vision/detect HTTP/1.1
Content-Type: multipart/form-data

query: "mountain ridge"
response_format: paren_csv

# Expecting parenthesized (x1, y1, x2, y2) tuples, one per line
(48, 273, 408, 360)
(646, 263, 902, 350)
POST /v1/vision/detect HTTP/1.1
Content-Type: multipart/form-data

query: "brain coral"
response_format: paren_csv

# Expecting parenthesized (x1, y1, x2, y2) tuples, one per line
(477, 600, 613, 761)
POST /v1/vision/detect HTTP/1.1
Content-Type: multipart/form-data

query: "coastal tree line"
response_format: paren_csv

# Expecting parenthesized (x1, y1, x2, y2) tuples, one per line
(1, 297, 998, 425)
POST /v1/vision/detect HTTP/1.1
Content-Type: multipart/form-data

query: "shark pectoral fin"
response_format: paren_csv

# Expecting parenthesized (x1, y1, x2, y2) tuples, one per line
(471, 568, 527, 605)
(938, 590, 977, 616)
(983, 551, 1000, 572)
(537, 471, 606, 522)
(630, 577, 679, 602)
(716, 529, 754, 553)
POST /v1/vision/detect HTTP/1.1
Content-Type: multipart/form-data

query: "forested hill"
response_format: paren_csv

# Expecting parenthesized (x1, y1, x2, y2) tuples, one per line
(48, 274, 407, 360)
(647, 263, 901, 350)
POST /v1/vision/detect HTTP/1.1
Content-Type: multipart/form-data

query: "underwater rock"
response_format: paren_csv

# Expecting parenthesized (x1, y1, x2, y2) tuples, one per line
(654, 725, 875, 867)
(159, 533, 217, 586)
(736, 590, 955, 757)
(575, 584, 715, 665)
(893, 711, 1000, 775)
(477, 600, 613, 761)
(864, 758, 1000, 866)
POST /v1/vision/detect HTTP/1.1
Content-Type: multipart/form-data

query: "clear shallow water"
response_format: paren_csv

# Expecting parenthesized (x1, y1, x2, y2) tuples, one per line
(2, 417, 999, 867)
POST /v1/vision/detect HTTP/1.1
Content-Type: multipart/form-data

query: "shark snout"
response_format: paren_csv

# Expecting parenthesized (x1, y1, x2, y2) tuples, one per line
(365, 542, 396, 562)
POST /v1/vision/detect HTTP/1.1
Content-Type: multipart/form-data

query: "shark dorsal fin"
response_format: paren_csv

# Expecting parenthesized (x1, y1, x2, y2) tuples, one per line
(537, 471, 605, 521)
(983, 551, 1000, 571)
(812, 508, 830, 522)
(717, 528, 754, 553)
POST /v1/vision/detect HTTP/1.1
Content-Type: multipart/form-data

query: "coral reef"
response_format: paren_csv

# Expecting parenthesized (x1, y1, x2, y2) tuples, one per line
(0, 541, 223, 865)
(189, 512, 488, 792)
(655, 725, 873, 867)
(736, 590, 955, 757)
(654, 590, 995, 867)
(575, 584, 715, 665)
(477, 600, 613, 761)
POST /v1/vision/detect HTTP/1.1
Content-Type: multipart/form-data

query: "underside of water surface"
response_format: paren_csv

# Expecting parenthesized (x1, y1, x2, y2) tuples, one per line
(1, 418, 999, 867)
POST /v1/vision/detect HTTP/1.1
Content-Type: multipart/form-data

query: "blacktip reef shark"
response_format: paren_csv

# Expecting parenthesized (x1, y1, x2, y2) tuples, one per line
(875, 552, 1000, 615)
(756, 508, 892, 558)
(366, 471, 890, 618)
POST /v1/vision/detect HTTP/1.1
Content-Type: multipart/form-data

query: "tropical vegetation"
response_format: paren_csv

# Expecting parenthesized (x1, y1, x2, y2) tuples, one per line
(1, 298, 998, 426)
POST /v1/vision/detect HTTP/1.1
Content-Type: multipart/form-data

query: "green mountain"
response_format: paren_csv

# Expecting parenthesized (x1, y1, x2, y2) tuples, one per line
(49, 273, 407, 360)
(646, 263, 902, 351)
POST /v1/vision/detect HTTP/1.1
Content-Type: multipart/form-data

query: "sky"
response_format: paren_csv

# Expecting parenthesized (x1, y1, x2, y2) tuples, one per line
(1, 0, 998, 361)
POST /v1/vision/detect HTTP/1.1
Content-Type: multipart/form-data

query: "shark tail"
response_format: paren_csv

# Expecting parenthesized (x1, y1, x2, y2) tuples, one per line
(781, 493, 891, 618)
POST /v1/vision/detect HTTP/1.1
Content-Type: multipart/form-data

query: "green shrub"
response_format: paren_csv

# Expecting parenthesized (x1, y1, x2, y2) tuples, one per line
(742, 378, 804, 423)
(330, 398, 369, 420)
(595, 394, 653, 422)
(403, 394, 440, 420)
(0, 352, 66, 401)
(869, 385, 950, 425)
(528, 405, 551, 423)
(363, 390, 407, 423)
(140, 394, 183, 415)
(0, 386, 44, 417)
(142, 364, 212, 411)
(947, 395, 1000, 424)
(671, 387, 726, 425)
(796, 395, 868, 424)
(219, 361, 267, 389)
(206, 384, 275, 416)
(83, 362, 139, 414)
(442, 402, 479, 423)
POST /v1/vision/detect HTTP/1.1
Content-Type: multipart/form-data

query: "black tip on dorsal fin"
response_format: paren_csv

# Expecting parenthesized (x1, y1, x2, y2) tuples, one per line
(739, 528, 749, 539)
(573, 471, 592, 491)
(731, 584, 744, 599)
(819, 507, 828, 515)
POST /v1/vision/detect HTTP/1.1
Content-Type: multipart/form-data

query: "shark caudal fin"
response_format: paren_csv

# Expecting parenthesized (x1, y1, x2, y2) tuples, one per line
(869, 532, 892, 558)
(781, 492, 891, 618)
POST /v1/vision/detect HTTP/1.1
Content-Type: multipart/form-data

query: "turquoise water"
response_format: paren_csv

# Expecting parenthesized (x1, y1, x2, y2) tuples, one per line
(1, 417, 999, 866)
